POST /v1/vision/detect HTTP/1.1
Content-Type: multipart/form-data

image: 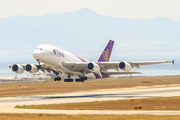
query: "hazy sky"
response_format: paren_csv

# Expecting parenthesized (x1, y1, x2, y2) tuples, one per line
(0, 0, 180, 21)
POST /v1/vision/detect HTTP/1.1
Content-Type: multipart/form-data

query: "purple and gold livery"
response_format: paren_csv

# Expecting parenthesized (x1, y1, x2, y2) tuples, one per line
(75, 40, 115, 79)
(76, 55, 103, 79)
(97, 40, 114, 62)
(75, 55, 89, 62)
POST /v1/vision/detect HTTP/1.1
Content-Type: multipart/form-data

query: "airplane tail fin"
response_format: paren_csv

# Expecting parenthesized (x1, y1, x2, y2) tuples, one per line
(97, 40, 114, 62)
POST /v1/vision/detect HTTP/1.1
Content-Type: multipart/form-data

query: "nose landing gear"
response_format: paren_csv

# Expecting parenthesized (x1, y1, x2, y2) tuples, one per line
(36, 59, 41, 70)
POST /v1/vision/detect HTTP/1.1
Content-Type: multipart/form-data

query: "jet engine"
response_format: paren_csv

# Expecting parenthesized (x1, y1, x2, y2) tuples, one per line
(87, 62, 100, 73)
(119, 61, 132, 72)
(12, 64, 24, 74)
(26, 64, 39, 73)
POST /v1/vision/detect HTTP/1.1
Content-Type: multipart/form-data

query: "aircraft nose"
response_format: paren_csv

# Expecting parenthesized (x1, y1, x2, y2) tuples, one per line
(33, 50, 41, 60)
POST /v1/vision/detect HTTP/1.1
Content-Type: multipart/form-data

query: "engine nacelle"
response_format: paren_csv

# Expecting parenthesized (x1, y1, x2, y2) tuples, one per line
(87, 62, 100, 73)
(26, 64, 39, 73)
(119, 61, 132, 72)
(12, 64, 24, 74)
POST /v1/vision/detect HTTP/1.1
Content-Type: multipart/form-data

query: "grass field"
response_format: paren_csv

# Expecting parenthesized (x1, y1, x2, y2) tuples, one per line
(15, 96, 180, 110)
(0, 75, 180, 97)
(1, 114, 180, 120)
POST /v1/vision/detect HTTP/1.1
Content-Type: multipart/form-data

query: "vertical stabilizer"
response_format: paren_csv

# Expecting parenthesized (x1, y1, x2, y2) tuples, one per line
(97, 40, 114, 62)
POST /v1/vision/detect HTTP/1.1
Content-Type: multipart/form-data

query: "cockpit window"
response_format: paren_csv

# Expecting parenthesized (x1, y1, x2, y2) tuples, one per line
(36, 48, 43, 50)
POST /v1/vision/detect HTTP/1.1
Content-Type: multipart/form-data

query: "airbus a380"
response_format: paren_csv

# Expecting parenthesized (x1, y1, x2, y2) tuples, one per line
(11, 40, 174, 82)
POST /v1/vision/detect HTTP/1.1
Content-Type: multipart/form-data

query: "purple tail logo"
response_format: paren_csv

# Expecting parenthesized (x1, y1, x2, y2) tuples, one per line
(103, 49, 110, 61)
(97, 40, 114, 62)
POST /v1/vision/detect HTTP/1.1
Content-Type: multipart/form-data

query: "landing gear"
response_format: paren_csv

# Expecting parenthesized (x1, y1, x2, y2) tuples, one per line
(36, 59, 41, 70)
(75, 77, 87, 82)
(64, 79, 73, 82)
(75, 79, 81, 82)
(82, 77, 87, 80)
(54, 77, 61, 81)
(75, 71, 88, 82)
(64, 75, 74, 82)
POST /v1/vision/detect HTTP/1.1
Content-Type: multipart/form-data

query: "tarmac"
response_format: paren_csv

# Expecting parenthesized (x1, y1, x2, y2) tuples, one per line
(1, 86, 180, 115)
(0, 78, 46, 84)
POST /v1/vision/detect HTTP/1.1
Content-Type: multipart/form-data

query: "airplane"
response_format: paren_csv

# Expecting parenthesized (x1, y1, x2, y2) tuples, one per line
(11, 40, 174, 82)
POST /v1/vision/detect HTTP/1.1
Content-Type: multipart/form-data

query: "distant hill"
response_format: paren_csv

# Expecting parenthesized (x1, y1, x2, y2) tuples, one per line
(0, 8, 179, 61)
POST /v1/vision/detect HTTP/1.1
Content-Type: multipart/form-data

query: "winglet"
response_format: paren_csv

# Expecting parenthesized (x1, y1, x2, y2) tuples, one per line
(97, 40, 114, 62)
(172, 60, 175, 65)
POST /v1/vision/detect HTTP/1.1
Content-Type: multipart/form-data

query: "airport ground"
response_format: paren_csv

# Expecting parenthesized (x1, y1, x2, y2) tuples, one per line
(1, 114, 180, 120)
(1, 75, 180, 120)
(15, 96, 180, 110)
(0, 75, 180, 97)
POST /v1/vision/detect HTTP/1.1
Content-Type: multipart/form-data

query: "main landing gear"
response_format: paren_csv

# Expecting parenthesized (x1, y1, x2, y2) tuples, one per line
(54, 77, 61, 81)
(75, 77, 87, 82)
(63, 77, 88, 82)
(54, 77, 88, 82)
(64, 78, 73, 82)
(75, 71, 88, 82)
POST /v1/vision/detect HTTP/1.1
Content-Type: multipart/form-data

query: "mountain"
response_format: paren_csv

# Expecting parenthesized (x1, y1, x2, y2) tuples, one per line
(0, 8, 180, 61)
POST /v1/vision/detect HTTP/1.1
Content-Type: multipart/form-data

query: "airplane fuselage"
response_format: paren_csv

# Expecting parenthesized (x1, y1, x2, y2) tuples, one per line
(33, 44, 98, 79)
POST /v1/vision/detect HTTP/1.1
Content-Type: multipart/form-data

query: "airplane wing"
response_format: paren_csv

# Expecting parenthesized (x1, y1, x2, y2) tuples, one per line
(96, 62, 120, 71)
(129, 60, 173, 68)
(62, 62, 120, 72)
(61, 62, 142, 76)
(34, 63, 60, 75)
(61, 60, 173, 73)
(10, 62, 60, 75)
(97, 60, 173, 71)
(10, 60, 173, 77)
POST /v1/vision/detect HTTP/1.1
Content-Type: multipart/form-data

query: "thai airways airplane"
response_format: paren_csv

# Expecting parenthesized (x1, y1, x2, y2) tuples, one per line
(11, 40, 174, 82)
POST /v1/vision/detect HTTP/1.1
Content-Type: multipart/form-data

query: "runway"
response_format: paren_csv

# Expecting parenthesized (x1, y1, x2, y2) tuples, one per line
(1, 87, 180, 115)
(0, 79, 46, 84)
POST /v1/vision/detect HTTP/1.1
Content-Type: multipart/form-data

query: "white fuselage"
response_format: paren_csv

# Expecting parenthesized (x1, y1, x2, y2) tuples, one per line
(32, 44, 97, 79)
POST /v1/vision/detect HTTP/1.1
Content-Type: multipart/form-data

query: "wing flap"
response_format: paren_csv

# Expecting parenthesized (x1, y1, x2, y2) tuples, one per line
(96, 60, 173, 70)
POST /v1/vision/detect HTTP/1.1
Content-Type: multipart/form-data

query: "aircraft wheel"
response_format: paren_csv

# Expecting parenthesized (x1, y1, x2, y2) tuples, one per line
(54, 77, 61, 81)
(64, 79, 73, 82)
(75, 79, 80, 82)
(57, 77, 61, 81)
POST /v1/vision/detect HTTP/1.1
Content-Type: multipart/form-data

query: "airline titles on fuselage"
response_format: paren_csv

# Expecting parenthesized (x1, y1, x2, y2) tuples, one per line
(53, 49, 65, 58)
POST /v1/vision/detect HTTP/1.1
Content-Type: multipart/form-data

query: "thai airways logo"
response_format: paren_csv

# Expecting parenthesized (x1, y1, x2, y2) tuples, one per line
(103, 49, 109, 61)
(53, 49, 65, 57)
(53, 49, 56, 54)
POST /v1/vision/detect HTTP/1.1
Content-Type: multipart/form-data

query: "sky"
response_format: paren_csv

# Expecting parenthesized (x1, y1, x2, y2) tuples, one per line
(0, 0, 179, 61)
(0, 0, 180, 21)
